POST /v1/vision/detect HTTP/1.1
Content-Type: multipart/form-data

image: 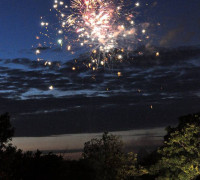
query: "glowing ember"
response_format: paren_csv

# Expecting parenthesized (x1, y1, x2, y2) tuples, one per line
(117, 54, 123, 60)
(135, 2, 140, 7)
(49, 85, 54, 90)
(117, 72, 122, 77)
(58, 39, 63, 45)
(67, 45, 71, 51)
(36, 49, 40, 54)
(142, 29, 146, 34)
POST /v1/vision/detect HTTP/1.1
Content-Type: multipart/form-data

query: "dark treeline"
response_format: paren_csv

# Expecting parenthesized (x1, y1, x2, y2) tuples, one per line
(0, 112, 200, 180)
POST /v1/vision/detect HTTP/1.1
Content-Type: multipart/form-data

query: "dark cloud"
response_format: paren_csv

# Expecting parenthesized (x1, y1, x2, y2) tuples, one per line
(18, 47, 64, 55)
(33, 47, 51, 51)
(0, 45, 200, 136)
(51, 47, 63, 52)
(31, 47, 64, 53)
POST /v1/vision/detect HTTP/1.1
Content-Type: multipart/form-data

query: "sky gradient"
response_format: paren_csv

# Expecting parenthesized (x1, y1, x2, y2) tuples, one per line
(0, 0, 200, 154)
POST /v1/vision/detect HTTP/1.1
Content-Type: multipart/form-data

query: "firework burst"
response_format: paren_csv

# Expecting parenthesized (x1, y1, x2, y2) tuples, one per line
(39, 0, 149, 69)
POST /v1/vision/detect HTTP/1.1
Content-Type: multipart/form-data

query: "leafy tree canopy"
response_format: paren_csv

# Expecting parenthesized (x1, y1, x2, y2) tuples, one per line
(151, 113, 200, 180)
(83, 132, 147, 180)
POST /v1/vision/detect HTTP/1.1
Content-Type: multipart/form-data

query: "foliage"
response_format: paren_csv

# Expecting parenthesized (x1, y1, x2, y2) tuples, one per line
(0, 113, 14, 149)
(151, 113, 200, 180)
(83, 132, 147, 180)
(0, 147, 66, 180)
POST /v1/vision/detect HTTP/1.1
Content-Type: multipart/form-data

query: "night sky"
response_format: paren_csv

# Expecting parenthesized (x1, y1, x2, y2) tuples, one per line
(0, 0, 200, 153)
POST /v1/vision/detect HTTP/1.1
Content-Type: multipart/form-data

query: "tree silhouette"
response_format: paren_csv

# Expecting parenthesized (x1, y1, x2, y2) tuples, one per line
(83, 132, 147, 180)
(0, 113, 14, 149)
(2, 112, 200, 179)
(151, 113, 200, 180)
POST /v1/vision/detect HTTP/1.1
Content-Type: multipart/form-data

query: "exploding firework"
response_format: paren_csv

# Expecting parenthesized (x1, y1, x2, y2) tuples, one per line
(39, 0, 150, 69)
